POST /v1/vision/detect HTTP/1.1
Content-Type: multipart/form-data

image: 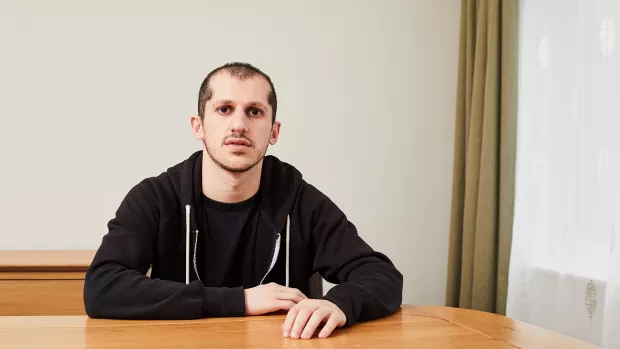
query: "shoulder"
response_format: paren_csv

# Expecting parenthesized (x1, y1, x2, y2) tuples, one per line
(262, 155, 340, 214)
(295, 179, 348, 226)
(116, 154, 189, 221)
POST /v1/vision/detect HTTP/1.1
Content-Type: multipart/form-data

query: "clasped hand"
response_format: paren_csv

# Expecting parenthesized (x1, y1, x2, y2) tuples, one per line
(244, 283, 346, 339)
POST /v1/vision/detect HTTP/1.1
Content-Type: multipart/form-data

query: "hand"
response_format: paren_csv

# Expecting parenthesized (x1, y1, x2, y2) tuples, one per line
(282, 299, 347, 339)
(244, 283, 307, 316)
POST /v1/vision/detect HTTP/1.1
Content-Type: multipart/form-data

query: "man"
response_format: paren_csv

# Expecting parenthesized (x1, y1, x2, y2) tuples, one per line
(84, 62, 403, 340)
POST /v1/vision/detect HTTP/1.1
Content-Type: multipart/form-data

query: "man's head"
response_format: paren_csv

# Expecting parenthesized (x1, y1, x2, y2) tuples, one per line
(191, 62, 280, 173)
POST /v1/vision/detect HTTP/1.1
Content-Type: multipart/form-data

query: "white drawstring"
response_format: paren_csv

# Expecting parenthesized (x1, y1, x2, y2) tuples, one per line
(185, 205, 191, 285)
(193, 229, 201, 281)
(260, 234, 281, 284)
(285, 215, 291, 287)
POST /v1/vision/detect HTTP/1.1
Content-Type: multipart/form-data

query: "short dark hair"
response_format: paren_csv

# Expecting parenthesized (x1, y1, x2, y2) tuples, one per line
(198, 62, 277, 123)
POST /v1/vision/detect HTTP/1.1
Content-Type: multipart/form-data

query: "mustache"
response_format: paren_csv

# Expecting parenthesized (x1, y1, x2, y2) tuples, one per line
(222, 133, 254, 146)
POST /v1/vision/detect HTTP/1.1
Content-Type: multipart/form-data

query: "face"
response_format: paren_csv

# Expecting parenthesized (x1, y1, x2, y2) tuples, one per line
(191, 72, 280, 173)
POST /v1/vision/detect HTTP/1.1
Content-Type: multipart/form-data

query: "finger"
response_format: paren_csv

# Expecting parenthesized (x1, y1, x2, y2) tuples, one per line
(301, 309, 329, 339)
(318, 315, 340, 339)
(278, 287, 307, 299)
(290, 308, 313, 339)
(276, 300, 295, 311)
(279, 291, 305, 304)
(292, 288, 307, 300)
(282, 306, 299, 337)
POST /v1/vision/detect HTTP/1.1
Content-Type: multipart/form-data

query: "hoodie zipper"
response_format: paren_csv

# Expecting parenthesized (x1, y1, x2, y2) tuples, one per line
(260, 233, 281, 285)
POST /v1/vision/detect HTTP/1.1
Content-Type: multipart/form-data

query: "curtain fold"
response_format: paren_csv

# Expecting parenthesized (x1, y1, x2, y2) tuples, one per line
(446, 0, 518, 315)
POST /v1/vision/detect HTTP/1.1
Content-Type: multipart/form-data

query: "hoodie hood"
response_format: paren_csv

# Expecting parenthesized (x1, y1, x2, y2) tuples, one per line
(174, 150, 303, 231)
(169, 150, 304, 285)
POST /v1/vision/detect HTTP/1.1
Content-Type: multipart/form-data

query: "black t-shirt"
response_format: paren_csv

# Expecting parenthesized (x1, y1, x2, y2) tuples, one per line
(200, 191, 260, 288)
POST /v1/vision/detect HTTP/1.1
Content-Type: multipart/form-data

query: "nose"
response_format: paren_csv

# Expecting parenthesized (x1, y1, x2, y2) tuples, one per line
(229, 109, 249, 134)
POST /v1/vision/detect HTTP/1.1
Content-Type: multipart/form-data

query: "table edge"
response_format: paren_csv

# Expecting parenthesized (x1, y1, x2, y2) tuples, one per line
(409, 305, 600, 349)
(0, 250, 95, 271)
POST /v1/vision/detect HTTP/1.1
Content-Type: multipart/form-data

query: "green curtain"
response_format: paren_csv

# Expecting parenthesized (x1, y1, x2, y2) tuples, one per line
(445, 0, 518, 315)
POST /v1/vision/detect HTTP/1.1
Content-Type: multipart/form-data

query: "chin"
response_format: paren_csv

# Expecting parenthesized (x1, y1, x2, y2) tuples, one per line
(218, 155, 263, 173)
(205, 142, 267, 173)
(225, 162, 254, 173)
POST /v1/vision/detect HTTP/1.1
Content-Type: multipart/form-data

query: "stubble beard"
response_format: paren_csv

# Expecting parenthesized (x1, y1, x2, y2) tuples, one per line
(202, 138, 267, 173)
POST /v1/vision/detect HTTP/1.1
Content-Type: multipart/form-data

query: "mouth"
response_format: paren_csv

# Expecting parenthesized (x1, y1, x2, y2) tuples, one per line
(224, 138, 252, 148)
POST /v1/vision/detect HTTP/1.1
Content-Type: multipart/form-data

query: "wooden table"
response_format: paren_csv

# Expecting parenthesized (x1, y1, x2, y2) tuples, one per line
(0, 305, 598, 348)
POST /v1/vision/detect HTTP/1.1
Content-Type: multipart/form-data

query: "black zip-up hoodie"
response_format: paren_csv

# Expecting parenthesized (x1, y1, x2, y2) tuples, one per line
(84, 151, 403, 326)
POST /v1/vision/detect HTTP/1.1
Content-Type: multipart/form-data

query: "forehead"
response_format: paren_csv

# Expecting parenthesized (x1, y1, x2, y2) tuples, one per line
(207, 72, 271, 104)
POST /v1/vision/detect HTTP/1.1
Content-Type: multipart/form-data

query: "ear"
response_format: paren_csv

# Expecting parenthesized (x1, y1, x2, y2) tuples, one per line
(190, 115, 204, 140)
(269, 121, 281, 145)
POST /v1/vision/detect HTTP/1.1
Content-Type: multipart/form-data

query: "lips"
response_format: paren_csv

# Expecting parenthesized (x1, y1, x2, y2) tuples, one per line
(225, 139, 252, 147)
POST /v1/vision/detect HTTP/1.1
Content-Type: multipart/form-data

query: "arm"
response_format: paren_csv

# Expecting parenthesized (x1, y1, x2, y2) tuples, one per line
(83, 180, 245, 320)
(305, 183, 403, 326)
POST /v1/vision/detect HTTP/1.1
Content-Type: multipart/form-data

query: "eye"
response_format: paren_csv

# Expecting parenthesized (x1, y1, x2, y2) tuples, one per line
(217, 106, 233, 115)
(248, 108, 263, 117)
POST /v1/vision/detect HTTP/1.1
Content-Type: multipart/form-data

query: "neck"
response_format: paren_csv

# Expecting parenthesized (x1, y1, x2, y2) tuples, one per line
(201, 152, 262, 203)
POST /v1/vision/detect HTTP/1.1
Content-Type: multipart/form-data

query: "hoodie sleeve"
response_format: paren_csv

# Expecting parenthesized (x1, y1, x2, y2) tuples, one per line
(300, 182, 403, 327)
(83, 179, 245, 320)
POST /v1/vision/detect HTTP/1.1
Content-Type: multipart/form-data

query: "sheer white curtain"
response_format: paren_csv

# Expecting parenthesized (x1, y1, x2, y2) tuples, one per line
(507, 0, 619, 347)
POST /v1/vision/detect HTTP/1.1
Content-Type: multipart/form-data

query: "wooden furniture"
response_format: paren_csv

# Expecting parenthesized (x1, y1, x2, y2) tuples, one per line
(0, 251, 319, 316)
(0, 305, 599, 348)
(0, 250, 94, 316)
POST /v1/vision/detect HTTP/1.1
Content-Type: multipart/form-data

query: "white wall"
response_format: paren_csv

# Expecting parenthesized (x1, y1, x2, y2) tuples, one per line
(0, 0, 460, 306)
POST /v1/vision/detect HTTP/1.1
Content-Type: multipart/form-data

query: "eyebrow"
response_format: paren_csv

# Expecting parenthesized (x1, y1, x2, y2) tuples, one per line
(213, 99, 234, 106)
(247, 101, 268, 109)
(214, 99, 268, 109)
